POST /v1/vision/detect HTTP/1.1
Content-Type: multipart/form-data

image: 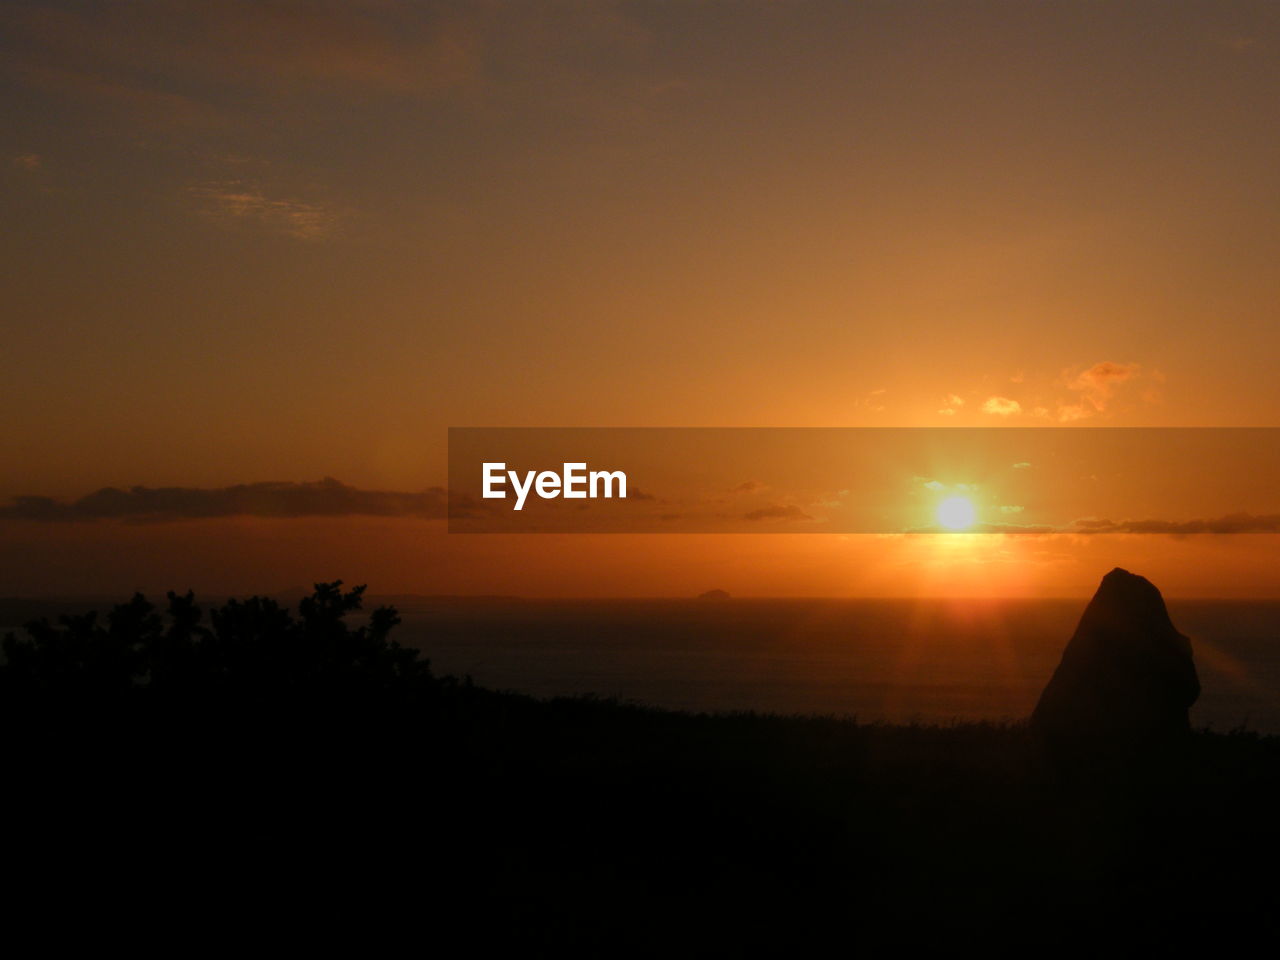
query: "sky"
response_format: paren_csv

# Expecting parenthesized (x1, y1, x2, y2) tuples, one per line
(3, 1, 1280, 597)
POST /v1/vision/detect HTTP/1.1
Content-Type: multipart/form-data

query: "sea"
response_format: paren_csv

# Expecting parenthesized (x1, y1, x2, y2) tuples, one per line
(4, 595, 1278, 733)
(388, 597, 1280, 733)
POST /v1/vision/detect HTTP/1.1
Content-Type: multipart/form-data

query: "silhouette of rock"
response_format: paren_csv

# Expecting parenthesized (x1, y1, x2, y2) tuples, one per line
(697, 589, 731, 600)
(1031, 567, 1199, 770)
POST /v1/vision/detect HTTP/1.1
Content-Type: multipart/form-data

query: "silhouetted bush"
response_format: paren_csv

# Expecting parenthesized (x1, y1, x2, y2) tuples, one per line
(1, 581, 428, 711)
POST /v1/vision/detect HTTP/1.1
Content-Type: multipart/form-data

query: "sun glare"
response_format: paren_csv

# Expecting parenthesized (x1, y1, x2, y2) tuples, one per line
(937, 496, 976, 531)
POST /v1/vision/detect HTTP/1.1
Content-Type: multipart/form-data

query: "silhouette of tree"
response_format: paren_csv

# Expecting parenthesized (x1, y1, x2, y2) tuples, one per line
(0, 581, 428, 711)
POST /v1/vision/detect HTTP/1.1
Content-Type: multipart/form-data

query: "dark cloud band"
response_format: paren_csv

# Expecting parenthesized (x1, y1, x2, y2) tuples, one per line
(0, 478, 475, 523)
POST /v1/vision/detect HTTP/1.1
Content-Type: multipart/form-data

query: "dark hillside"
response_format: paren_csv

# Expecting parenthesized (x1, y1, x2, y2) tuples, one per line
(4, 584, 1278, 951)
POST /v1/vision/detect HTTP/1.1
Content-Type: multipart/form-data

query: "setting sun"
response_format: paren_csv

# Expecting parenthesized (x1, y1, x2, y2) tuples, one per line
(937, 496, 977, 530)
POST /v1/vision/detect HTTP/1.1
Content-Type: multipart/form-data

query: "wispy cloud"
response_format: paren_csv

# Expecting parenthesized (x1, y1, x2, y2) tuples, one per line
(982, 396, 1021, 416)
(6, 2, 482, 119)
(935, 361, 1162, 425)
(186, 179, 336, 240)
(743, 504, 813, 522)
(0, 478, 475, 523)
(5, 1, 669, 130)
(1070, 513, 1280, 535)
(1210, 32, 1258, 52)
(1056, 361, 1145, 422)
(854, 388, 887, 412)
(12, 153, 41, 171)
(4, 1, 683, 250)
(910, 512, 1280, 536)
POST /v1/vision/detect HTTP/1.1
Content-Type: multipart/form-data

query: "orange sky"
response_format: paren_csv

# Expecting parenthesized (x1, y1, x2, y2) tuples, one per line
(3, 2, 1280, 597)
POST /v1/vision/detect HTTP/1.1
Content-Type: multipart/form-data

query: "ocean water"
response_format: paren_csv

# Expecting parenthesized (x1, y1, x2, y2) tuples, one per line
(391, 598, 1280, 733)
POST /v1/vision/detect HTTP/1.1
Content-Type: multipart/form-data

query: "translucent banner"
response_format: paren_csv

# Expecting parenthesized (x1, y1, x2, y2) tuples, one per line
(447, 427, 1280, 534)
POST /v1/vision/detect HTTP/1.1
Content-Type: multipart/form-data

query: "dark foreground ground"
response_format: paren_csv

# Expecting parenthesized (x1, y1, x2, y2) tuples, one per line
(4, 585, 1279, 953)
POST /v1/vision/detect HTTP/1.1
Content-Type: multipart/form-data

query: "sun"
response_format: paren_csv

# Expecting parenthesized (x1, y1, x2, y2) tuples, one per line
(936, 496, 976, 531)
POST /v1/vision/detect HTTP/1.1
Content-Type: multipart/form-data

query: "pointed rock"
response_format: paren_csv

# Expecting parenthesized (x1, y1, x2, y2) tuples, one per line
(1031, 568, 1199, 769)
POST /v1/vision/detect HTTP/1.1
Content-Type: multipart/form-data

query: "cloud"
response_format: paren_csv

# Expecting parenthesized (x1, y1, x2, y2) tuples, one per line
(0, 478, 478, 523)
(940, 362, 1159, 424)
(6, 2, 482, 117)
(1056, 361, 1144, 422)
(973, 522, 1060, 534)
(731, 480, 768, 494)
(908, 512, 1280, 536)
(854, 389, 887, 413)
(999, 505, 1024, 514)
(1067, 359, 1138, 393)
(12, 153, 41, 171)
(743, 504, 813, 522)
(1068, 513, 1280, 535)
(916, 478, 976, 495)
(1012, 462, 1031, 470)
(5, 2, 679, 251)
(4, 1, 667, 135)
(905, 521, 1060, 535)
(982, 396, 1021, 416)
(1211, 33, 1257, 52)
(187, 179, 336, 240)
